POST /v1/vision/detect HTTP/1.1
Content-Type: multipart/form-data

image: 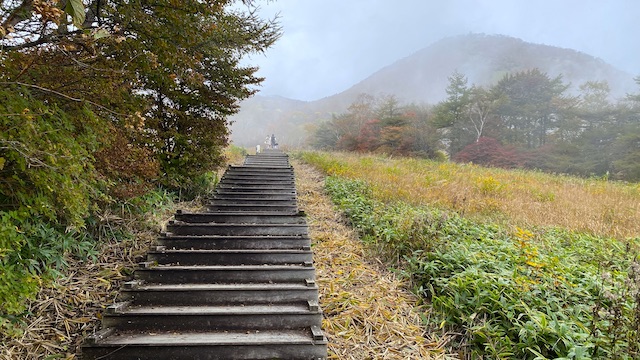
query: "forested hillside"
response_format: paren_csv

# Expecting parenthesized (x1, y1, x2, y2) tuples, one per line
(230, 34, 637, 147)
(0, 0, 279, 332)
(310, 70, 640, 182)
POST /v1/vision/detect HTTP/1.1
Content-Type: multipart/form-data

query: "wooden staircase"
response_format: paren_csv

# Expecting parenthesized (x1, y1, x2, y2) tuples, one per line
(82, 150, 327, 359)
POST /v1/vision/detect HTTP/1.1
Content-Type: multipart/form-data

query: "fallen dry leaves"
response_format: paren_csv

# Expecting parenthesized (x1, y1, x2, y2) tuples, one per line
(293, 159, 454, 360)
(1, 239, 149, 359)
(0, 201, 201, 360)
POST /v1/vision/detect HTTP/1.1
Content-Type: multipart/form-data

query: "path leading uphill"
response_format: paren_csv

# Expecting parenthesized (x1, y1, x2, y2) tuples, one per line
(1, 151, 451, 360)
(82, 150, 327, 359)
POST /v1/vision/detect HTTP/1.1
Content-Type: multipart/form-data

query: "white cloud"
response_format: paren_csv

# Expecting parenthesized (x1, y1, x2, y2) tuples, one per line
(248, 0, 639, 101)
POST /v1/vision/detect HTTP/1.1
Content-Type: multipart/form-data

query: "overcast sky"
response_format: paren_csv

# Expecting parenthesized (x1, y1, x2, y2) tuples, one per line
(240, 0, 639, 101)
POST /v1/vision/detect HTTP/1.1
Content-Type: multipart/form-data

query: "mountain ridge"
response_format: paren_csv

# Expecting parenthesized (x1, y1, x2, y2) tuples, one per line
(230, 33, 637, 146)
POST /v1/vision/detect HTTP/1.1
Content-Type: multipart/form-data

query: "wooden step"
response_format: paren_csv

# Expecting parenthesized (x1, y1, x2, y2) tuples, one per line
(102, 303, 323, 331)
(217, 183, 297, 191)
(208, 198, 298, 206)
(156, 234, 311, 250)
(134, 264, 316, 284)
(166, 222, 307, 236)
(207, 203, 299, 213)
(119, 281, 319, 305)
(174, 211, 306, 224)
(146, 249, 313, 266)
(82, 328, 327, 360)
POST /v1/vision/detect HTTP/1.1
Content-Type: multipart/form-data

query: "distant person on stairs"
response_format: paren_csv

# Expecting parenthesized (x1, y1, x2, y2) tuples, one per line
(269, 134, 278, 149)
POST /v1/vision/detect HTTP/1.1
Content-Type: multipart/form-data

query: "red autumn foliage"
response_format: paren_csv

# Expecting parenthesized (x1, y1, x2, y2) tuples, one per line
(454, 137, 523, 168)
(356, 119, 381, 152)
(94, 127, 160, 199)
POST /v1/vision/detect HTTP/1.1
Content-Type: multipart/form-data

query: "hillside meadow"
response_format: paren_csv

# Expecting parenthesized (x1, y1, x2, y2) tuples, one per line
(298, 151, 640, 359)
(299, 151, 640, 240)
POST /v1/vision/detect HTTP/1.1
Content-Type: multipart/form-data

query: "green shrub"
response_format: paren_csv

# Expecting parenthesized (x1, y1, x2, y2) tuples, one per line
(0, 85, 101, 227)
(188, 171, 219, 199)
(0, 85, 103, 324)
(0, 210, 97, 330)
(324, 175, 640, 359)
(0, 86, 178, 329)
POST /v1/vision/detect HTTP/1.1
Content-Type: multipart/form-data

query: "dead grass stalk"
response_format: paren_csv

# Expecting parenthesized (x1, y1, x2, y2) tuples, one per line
(0, 200, 203, 359)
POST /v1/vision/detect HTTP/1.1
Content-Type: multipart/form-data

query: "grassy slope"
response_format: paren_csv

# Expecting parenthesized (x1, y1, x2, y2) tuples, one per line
(298, 151, 640, 359)
(299, 151, 640, 241)
(0, 191, 195, 359)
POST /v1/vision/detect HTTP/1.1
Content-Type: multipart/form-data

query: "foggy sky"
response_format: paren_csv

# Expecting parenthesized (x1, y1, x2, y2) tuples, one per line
(242, 0, 640, 101)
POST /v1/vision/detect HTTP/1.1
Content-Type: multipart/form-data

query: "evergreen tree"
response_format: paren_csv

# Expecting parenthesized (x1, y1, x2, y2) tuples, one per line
(431, 71, 473, 155)
(492, 68, 570, 148)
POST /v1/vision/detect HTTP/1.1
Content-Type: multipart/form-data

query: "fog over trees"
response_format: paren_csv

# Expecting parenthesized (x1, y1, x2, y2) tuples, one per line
(230, 35, 637, 148)
(310, 69, 640, 182)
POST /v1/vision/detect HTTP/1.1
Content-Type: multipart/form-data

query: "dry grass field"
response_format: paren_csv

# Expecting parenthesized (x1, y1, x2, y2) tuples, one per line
(299, 151, 640, 359)
(299, 151, 640, 240)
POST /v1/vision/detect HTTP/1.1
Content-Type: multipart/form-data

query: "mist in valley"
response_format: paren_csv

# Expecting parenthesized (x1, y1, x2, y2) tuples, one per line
(230, 1, 639, 149)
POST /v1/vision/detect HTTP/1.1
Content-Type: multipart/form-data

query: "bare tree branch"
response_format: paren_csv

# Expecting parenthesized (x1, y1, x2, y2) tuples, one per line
(1, 29, 90, 51)
(1, 0, 34, 40)
(0, 140, 55, 169)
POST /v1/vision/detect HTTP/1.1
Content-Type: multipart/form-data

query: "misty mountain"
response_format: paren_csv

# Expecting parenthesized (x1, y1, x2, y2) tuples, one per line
(230, 33, 637, 147)
(229, 95, 309, 148)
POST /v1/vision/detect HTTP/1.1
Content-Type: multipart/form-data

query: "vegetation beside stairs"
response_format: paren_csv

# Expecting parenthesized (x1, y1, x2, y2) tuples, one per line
(1, 154, 444, 359)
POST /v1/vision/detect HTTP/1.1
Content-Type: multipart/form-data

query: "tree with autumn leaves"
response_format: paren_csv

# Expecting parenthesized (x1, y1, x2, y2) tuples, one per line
(1, 0, 279, 320)
(311, 94, 441, 158)
(311, 69, 640, 182)
(2, 0, 279, 194)
(448, 71, 640, 180)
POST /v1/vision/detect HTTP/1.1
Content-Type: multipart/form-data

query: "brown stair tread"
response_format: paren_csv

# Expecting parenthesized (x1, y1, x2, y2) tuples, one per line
(136, 283, 316, 290)
(89, 330, 322, 346)
(160, 234, 309, 239)
(151, 264, 313, 269)
(150, 249, 311, 253)
(119, 304, 315, 315)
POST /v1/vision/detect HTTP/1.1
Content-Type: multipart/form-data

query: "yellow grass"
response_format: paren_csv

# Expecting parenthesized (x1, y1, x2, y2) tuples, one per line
(293, 160, 453, 359)
(299, 151, 640, 240)
(223, 145, 248, 164)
